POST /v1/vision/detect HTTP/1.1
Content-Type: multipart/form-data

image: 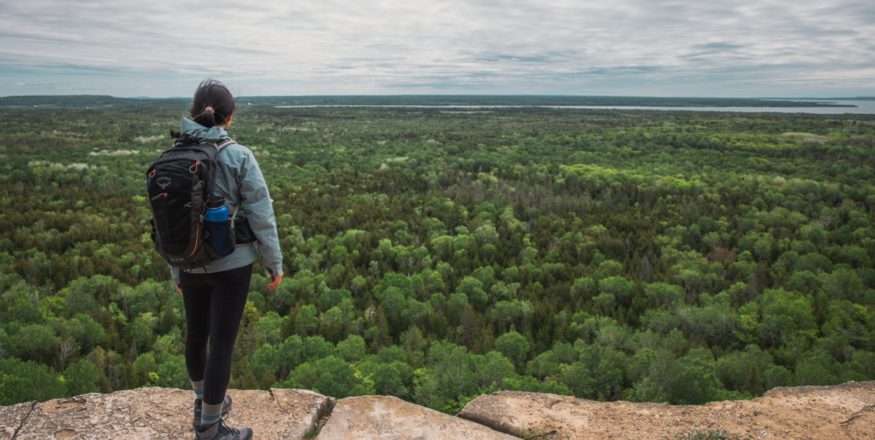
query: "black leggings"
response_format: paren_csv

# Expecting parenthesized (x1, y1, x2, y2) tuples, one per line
(181, 264, 252, 405)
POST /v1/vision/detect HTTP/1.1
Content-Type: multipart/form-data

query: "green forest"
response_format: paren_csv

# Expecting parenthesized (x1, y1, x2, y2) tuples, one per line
(0, 100, 873, 414)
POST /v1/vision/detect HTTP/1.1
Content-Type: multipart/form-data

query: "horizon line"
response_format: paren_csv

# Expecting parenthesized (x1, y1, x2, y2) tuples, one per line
(3, 93, 875, 100)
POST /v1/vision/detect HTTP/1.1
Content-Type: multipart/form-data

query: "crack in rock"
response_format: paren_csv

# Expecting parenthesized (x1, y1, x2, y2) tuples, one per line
(841, 404, 875, 426)
(545, 399, 561, 410)
(268, 388, 284, 412)
(309, 396, 335, 438)
(11, 401, 36, 440)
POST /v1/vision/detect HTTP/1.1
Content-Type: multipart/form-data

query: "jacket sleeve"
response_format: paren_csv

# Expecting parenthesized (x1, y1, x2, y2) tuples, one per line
(238, 149, 284, 277)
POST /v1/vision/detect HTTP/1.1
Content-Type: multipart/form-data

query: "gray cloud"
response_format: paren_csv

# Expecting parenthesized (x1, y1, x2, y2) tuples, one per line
(0, 0, 873, 96)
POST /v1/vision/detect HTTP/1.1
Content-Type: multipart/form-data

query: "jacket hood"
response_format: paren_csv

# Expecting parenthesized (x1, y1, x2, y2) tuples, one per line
(180, 116, 230, 141)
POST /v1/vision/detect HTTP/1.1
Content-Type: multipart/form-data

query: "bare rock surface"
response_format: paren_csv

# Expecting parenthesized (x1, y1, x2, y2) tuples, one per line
(458, 380, 875, 440)
(0, 401, 34, 439)
(3, 382, 874, 439)
(317, 395, 517, 440)
(0, 387, 332, 440)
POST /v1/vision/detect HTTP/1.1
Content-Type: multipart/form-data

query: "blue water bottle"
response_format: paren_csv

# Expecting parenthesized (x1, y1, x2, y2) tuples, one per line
(205, 196, 234, 256)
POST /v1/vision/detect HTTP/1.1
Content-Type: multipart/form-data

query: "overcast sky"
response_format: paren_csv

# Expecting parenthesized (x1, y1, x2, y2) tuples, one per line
(1, 0, 874, 97)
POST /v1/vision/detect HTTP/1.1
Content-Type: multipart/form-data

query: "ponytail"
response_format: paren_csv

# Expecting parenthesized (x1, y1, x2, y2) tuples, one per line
(189, 80, 236, 128)
(193, 106, 217, 127)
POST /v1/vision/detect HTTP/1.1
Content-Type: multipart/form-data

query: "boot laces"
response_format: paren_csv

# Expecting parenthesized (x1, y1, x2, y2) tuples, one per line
(219, 421, 240, 436)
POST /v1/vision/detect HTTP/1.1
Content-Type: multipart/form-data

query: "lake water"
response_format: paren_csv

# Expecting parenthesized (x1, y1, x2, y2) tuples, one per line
(275, 100, 875, 114)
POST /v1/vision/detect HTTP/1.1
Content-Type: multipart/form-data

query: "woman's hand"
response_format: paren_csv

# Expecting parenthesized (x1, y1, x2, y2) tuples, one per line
(267, 272, 284, 292)
(176, 284, 183, 296)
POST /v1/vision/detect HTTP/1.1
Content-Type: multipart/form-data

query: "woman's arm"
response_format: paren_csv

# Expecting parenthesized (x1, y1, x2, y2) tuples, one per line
(238, 149, 284, 279)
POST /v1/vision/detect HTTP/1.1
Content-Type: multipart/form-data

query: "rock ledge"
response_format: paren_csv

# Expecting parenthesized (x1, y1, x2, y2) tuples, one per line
(2, 381, 874, 439)
(458, 380, 875, 440)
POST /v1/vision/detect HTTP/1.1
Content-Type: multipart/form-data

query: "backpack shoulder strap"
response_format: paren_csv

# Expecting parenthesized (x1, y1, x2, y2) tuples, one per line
(216, 139, 235, 152)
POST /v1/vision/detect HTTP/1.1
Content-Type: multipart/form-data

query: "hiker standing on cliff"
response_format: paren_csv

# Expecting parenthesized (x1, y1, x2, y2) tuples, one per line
(164, 80, 283, 440)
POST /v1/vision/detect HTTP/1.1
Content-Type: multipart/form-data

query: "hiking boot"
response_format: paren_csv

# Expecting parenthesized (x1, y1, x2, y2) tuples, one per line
(194, 418, 252, 440)
(193, 395, 233, 429)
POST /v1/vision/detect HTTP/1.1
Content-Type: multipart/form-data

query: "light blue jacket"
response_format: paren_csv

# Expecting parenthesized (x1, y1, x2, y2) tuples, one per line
(170, 117, 283, 283)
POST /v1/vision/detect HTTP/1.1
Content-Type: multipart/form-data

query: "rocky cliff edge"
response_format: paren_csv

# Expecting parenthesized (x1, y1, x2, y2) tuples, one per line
(1, 381, 873, 439)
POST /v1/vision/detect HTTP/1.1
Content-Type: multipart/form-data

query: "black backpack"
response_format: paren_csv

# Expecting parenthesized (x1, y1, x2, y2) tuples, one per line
(146, 134, 236, 269)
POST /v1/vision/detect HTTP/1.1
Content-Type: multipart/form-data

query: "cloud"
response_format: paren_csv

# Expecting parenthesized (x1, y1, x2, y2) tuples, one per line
(0, 0, 873, 96)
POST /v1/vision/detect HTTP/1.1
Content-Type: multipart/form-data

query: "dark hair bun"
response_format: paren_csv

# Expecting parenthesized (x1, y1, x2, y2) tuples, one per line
(189, 80, 236, 127)
(193, 107, 217, 127)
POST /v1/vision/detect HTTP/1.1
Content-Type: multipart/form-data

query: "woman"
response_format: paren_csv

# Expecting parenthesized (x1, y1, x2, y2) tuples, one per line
(171, 80, 283, 440)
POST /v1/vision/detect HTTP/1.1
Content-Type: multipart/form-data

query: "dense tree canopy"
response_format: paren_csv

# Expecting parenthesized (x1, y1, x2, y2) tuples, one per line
(0, 101, 873, 412)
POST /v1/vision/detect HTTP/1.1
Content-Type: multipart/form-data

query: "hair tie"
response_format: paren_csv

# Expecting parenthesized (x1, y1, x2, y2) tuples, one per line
(203, 106, 215, 114)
